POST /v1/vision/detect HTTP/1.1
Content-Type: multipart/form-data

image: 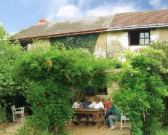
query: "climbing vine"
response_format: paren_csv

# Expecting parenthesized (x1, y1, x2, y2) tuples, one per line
(113, 48, 168, 135)
(14, 45, 115, 134)
(0, 26, 24, 120)
(50, 33, 99, 53)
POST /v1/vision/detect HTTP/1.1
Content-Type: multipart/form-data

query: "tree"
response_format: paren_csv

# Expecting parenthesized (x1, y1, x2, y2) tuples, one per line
(0, 26, 23, 122)
(14, 45, 115, 134)
(150, 41, 168, 126)
(113, 47, 168, 135)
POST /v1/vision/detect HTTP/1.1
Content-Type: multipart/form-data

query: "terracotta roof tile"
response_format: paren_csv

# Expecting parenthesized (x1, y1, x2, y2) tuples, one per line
(110, 9, 168, 29)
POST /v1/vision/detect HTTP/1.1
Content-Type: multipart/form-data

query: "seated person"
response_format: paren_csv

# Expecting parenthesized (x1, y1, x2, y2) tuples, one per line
(105, 97, 113, 110)
(82, 96, 92, 109)
(88, 97, 104, 109)
(72, 98, 83, 125)
(82, 96, 92, 125)
(104, 97, 113, 123)
(88, 97, 104, 125)
(72, 98, 83, 109)
(107, 105, 121, 129)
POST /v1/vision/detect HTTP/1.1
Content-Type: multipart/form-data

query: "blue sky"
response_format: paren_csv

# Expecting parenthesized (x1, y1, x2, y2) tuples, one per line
(0, 0, 167, 34)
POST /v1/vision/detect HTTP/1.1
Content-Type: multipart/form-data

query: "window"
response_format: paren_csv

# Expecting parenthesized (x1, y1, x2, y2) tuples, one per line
(96, 88, 107, 95)
(129, 31, 150, 46)
(20, 41, 32, 50)
(84, 86, 107, 96)
(85, 86, 96, 96)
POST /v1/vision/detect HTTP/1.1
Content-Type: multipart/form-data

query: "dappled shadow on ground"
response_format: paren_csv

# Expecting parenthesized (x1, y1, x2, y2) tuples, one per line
(0, 122, 23, 135)
(0, 122, 130, 135)
(70, 122, 130, 135)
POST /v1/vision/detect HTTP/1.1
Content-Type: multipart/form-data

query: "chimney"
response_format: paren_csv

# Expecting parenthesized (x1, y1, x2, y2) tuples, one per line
(39, 19, 48, 23)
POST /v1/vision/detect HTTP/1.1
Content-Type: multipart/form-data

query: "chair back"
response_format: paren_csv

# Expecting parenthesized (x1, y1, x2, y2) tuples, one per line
(120, 113, 130, 130)
(121, 115, 129, 121)
(11, 105, 25, 122)
(11, 105, 16, 113)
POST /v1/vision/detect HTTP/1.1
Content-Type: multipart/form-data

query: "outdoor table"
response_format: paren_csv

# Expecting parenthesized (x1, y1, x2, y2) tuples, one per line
(74, 108, 103, 128)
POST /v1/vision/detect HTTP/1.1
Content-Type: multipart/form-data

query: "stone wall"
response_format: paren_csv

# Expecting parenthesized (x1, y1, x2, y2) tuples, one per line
(27, 39, 50, 50)
(106, 28, 168, 53)
(93, 33, 107, 58)
(158, 28, 168, 41)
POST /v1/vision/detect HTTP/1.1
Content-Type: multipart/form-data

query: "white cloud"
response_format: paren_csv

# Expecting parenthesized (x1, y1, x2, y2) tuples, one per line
(78, 0, 92, 7)
(56, 5, 81, 19)
(149, 0, 167, 9)
(46, 0, 70, 21)
(45, 1, 139, 21)
(85, 4, 137, 17)
(48, 0, 69, 8)
(9, 31, 18, 36)
(149, 0, 161, 6)
(111, 5, 137, 13)
(85, 6, 111, 17)
(0, 22, 4, 26)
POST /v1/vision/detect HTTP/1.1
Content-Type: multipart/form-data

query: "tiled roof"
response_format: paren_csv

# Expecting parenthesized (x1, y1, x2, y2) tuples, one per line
(11, 9, 168, 40)
(109, 9, 168, 30)
(11, 15, 113, 40)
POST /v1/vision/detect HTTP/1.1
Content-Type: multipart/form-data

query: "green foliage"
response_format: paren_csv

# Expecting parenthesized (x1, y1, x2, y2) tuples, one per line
(0, 27, 24, 95)
(0, 26, 24, 122)
(14, 45, 113, 134)
(0, 27, 114, 134)
(150, 41, 168, 127)
(151, 40, 168, 68)
(161, 125, 168, 135)
(0, 106, 7, 123)
(113, 53, 168, 135)
(16, 123, 72, 135)
(50, 34, 99, 53)
(16, 124, 54, 135)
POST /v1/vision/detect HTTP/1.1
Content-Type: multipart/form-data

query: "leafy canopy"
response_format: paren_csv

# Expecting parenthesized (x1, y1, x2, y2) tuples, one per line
(14, 45, 116, 134)
(113, 46, 168, 135)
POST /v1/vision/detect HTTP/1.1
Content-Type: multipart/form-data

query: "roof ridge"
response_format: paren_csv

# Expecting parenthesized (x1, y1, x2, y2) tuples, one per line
(11, 15, 113, 40)
(32, 15, 114, 27)
(49, 15, 111, 22)
(114, 9, 168, 15)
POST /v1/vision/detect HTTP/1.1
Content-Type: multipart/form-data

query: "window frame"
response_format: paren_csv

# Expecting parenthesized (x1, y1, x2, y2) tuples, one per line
(84, 87, 107, 96)
(128, 30, 150, 46)
(20, 41, 33, 50)
(96, 87, 107, 95)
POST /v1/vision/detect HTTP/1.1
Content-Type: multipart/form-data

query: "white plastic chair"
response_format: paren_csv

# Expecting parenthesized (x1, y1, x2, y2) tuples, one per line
(120, 114, 131, 130)
(11, 105, 25, 122)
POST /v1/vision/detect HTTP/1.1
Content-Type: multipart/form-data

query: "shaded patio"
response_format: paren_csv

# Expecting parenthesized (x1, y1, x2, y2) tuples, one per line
(70, 122, 130, 135)
(0, 122, 130, 135)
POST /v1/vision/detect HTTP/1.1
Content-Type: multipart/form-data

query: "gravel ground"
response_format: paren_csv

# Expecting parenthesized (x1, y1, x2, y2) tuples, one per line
(70, 123, 130, 135)
(0, 122, 23, 135)
(0, 122, 130, 135)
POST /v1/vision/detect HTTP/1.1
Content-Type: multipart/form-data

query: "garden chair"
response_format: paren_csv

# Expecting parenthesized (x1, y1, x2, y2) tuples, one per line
(11, 105, 25, 123)
(116, 113, 131, 130)
(103, 110, 107, 126)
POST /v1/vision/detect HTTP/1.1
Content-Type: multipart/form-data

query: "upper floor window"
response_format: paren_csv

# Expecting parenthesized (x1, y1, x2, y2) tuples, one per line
(96, 88, 107, 95)
(129, 31, 150, 46)
(20, 41, 33, 50)
(84, 87, 107, 96)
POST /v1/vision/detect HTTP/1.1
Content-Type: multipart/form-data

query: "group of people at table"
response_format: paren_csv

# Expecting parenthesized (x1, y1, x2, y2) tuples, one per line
(72, 96, 121, 130)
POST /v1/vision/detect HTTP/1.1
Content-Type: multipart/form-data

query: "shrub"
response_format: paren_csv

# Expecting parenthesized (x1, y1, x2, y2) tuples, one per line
(113, 53, 168, 135)
(14, 46, 113, 134)
(0, 26, 24, 122)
